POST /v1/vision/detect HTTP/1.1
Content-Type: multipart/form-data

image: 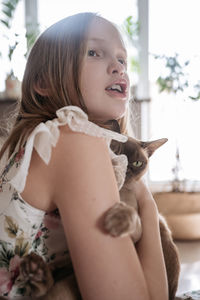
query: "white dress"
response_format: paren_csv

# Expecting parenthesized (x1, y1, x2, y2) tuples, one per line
(0, 106, 128, 298)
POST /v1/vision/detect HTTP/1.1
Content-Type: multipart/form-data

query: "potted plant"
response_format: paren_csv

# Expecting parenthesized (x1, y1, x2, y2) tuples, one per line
(0, 0, 39, 99)
(152, 53, 200, 240)
(0, 0, 21, 99)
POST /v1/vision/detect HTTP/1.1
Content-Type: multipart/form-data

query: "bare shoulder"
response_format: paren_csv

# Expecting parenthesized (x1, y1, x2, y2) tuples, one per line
(22, 124, 117, 212)
(53, 124, 111, 167)
(50, 124, 119, 209)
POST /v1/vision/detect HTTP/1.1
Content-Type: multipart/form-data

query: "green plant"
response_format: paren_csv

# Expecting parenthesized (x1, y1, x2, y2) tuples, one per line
(153, 53, 200, 191)
(123, 16, 139, 41)
(0, 0, 20, 27)
(154, 53, 190, 94)
(189, 81, 200, 101)
(25, 28, 39, 55)
(154, 53, 200, 100)
(122, 15, 139, 74)
(0, 0, 21, 74)
(0, 0, 39, 77)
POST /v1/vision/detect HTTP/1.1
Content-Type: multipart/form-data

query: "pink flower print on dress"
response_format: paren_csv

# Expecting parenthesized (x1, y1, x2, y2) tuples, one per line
(35, 230, 42, 240)
(9, 255, 21, 279)
(0, 268, 12, 295)
(0, 255, 21, 296)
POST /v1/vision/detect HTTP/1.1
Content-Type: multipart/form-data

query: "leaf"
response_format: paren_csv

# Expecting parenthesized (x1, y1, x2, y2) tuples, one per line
(15, 237, 30, 257)
(8, 41, 18, 60)
(123, 15, 139, 40)
(0, 19, 9, 28)
(1, 0, 21, 28)
(127, 16, 132, 22)
(189, 95, 200, 101)
(4, 216, 19, 238)
(2, 8, 12, 18)
(0, 240, 15, 268)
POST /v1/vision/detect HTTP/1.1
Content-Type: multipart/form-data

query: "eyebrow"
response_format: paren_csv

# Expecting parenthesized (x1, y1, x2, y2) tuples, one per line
(88, 38, 127, 55)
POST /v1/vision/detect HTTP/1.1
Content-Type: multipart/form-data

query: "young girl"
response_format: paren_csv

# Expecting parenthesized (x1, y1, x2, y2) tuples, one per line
(0, 12, 168, 300)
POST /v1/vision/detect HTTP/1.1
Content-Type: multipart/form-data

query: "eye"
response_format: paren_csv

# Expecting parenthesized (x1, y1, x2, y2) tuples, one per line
(118, 58, 124, 64)
(132, 161, 143, 167)
(88, 49, 98, 57)
(118, 57, 128, 70)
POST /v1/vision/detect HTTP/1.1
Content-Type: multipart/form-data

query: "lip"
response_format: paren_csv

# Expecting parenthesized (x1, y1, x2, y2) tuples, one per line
(105, 79, 129, 99)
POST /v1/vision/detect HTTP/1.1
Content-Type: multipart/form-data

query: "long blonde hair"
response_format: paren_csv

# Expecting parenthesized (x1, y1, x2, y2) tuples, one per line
(0, 12, 128, 160)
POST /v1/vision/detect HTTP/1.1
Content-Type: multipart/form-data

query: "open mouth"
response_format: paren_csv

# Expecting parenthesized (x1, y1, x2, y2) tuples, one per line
(105, 81, 127, 97)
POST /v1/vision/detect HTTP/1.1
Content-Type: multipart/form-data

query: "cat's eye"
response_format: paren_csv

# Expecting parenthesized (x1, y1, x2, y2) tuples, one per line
(132, 161, 143, 167)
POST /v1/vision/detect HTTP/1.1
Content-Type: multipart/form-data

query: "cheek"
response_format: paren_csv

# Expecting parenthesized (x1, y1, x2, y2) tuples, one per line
(80, 66, 97, 97)
(80, 80, 97, 114)
(126, 75, 130, 95)
(80, 70, 103, 107)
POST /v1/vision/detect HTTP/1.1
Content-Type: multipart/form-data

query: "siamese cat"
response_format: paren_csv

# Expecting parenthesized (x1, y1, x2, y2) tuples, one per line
(16, 122, 180, 300)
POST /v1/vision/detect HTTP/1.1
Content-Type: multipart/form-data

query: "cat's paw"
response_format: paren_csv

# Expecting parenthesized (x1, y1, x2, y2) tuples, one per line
(16, 252, 54, 297)
(104, 202, 142, 241)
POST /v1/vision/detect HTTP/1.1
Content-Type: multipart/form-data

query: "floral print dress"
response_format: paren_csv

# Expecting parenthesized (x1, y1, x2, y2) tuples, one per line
(0, 106, 128, 298)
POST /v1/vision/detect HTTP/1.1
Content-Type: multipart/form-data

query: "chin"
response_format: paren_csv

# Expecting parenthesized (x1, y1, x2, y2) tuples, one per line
(110, 108, 127, 120)
(88, 103, 127, 123)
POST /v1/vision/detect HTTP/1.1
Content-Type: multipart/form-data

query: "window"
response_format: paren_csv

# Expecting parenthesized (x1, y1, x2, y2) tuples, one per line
(0, 0, 26, 90)
(148, 0, 200, 191)
(38, 0, 137, 32)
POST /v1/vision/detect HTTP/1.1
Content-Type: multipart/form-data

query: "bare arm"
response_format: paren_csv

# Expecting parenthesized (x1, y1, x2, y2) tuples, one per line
(133, 179, 169, 300)
(50, 127, 150, 300)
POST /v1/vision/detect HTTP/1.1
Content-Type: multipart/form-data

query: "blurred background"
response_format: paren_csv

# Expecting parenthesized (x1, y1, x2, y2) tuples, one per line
(0, 0, 200, 296)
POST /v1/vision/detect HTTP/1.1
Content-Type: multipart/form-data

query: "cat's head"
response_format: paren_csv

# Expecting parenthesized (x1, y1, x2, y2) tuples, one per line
(107, 120, 168, 182)
(119, 136, 168, 182)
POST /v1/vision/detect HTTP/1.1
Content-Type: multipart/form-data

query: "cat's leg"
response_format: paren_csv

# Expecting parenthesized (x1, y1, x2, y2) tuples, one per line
(159, 215, 181, 300)
(16, 252, 54, 298)
(103, 202, 142, 242)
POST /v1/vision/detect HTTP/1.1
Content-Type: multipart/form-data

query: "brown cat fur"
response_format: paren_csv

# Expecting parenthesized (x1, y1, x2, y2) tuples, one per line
(103, 120, 180, 300)
(17, 123, 180, 300)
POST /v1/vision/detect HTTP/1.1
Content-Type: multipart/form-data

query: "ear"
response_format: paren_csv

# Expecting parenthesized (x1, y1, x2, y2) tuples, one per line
(33, 78, 49, 96)
(104, 120, 121, 133)
(141, 138, 168, 157)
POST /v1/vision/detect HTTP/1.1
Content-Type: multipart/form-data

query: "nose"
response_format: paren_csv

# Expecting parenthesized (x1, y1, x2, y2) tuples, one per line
(107, 59, 125, 76)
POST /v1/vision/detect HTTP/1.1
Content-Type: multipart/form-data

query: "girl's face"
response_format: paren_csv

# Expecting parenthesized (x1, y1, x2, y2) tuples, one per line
(80, 17, 130, 122)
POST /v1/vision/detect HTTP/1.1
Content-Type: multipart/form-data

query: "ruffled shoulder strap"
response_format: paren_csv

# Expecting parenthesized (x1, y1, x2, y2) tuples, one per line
(6, 106, 127, 192)
(50, 106, 127, 144)
(54, 106, 128, 189)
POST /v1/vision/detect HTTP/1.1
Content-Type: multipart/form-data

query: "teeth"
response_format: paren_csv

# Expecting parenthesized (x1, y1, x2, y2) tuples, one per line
(107, 84, 122, 92)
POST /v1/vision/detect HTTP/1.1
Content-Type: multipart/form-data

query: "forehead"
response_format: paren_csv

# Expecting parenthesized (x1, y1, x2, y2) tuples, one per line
(87, 17, 126, 52)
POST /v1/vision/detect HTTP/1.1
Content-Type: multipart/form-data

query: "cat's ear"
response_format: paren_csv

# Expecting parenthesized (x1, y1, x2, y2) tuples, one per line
(141, 138, 168, 157)
(110, 140, 123, 155)
(104, 120, 122, 154)
(104, 120, 121, 133)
